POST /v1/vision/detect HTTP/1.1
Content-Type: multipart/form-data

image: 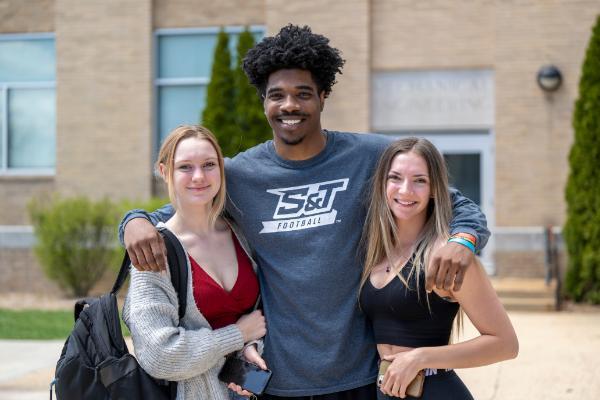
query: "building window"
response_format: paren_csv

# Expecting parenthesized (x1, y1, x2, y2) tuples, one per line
(0, 33, 56, 174)
(155, 26, 264, 147)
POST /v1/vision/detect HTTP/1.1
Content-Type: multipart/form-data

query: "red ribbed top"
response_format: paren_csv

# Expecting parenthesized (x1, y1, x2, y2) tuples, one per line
(189, 234, 259, 329)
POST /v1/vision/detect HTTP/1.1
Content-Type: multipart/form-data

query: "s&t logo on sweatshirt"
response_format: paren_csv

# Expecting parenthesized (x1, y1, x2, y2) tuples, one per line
(260, 178, 349, 233)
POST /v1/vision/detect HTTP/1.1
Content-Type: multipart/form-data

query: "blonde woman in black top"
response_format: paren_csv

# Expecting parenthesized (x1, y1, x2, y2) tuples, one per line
(359, 138, 518, 399)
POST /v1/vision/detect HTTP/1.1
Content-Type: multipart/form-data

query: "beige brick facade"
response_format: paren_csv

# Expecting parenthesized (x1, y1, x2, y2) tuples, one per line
(3, 0, 596, 227)
(54, 0, 153, 201)
(493, 1, 596, 227)
(154, 0, 264, 28)
(0, 247, 117, 295)
(0, 0, 55, 33)
(0, 178, 54, 225)
(372, 0, 496, 69)
(1, 0, 598, 289)
(371, 0, 598, 228)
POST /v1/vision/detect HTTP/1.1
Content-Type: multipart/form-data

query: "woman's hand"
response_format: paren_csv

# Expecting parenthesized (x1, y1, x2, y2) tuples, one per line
(235, 310, 266, 342)
(227, 382, 254, 398)
(380, 350, 422, 398)
(227, 346, 268, 398)
(242, 344, 267, 370)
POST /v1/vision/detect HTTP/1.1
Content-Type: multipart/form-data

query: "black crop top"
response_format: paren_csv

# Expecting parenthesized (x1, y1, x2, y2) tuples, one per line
(359, 259, 459, 347)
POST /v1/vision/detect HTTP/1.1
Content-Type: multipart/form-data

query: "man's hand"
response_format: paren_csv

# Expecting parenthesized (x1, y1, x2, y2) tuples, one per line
(123, 218, 167, 272)
(426, 242, 474, 292)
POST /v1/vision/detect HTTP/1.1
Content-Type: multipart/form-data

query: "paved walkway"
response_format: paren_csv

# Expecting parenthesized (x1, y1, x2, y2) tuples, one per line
(0, 339, 63, 399)
(459, 308, 600, 399)
(1, 309, 599, 399)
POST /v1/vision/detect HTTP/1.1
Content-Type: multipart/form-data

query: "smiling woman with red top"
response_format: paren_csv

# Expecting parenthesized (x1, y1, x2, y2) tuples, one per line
(123, 125, 267, 400)
(359, 138, 518, 399)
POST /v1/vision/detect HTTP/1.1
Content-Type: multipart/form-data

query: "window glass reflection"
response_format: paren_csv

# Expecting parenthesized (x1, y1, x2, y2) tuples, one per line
(0, 39, 55, 82)
(158, 85, 206, 144)
(8, 88, 56, 168)
(444, 153, 481, 206)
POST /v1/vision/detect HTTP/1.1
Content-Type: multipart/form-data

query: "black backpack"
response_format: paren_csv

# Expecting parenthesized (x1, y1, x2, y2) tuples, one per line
(51, 227, 188, 400)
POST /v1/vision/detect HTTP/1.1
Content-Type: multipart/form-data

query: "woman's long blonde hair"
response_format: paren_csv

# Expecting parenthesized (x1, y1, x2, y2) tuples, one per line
(359, 137, 453, 295)
(156, 125, 226, 229)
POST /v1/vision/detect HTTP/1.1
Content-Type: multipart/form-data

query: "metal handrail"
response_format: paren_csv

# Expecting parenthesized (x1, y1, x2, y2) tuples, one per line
(544, 226, 563, 311)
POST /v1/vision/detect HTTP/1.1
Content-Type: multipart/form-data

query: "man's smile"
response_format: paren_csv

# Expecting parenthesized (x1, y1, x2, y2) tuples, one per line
(277, 114, 308, 127)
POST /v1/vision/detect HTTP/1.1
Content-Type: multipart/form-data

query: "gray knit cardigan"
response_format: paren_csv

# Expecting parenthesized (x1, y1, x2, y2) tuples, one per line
(123, 221, 260, 400)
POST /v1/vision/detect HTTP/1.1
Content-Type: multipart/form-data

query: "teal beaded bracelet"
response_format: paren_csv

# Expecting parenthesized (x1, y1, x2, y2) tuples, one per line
(448, 237, 476, 253)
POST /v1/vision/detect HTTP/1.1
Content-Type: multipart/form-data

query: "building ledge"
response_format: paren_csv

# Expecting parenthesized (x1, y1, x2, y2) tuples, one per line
(0, 226, 35, 248)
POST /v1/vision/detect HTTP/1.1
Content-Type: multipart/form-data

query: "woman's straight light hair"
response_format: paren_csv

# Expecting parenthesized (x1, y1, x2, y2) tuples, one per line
(359, 137, 452, 299)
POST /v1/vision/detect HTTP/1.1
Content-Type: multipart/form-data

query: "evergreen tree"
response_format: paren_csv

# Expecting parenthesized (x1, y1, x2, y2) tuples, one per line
(564, 15, 600, 303)
(233, 28, 272, 156)
(201, 29, 236, 154)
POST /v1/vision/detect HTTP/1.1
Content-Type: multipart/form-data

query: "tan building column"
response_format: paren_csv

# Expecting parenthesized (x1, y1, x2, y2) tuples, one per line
(55, 0, 153, 200)
(265, 0, 371, 133)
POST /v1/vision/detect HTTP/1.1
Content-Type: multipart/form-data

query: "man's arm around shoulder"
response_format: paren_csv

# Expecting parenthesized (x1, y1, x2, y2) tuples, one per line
(118, 204, 175, 271)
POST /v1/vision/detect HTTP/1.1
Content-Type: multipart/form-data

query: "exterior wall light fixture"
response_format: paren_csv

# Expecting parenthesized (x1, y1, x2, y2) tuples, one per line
(537, 65, 562, 92)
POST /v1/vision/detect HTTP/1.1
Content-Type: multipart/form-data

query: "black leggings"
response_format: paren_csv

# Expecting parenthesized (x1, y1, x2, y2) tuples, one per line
(376, 370, 473, 400)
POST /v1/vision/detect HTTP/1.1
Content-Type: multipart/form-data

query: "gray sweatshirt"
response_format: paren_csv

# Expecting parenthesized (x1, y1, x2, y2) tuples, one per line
(120, 131, 489, 396)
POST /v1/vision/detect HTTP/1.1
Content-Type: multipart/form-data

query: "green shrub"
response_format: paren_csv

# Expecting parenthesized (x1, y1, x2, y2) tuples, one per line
(29, 196, 121, 297)
(564, 15, 600, 303)
(202, 28, 237, 156)
(202, 28, 270, 157)
(233, 28, 272, 153)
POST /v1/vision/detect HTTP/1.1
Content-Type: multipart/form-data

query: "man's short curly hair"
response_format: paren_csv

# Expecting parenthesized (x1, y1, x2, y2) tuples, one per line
(243, 24, 345, 98)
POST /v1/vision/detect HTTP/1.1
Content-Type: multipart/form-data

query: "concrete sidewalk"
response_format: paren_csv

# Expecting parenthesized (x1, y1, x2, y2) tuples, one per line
(459, 309, 600, 399)
(0, 339, 64, 399)
(1, 309, 599, 399)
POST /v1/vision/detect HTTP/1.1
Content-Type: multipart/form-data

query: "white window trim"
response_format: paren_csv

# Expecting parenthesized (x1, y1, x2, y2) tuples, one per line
(0, 32, 56, 176)
(155, 25, 265, 37)
(0, 32, 54, 41)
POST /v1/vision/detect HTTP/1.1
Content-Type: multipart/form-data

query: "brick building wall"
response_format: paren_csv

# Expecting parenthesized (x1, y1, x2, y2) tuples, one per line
(3, 0, 596, 227)
(368, 0, 598, 274)
(372, 0, 496, 69)
(493, 0, 596, 227)
(154, 0, 264, 28)
(0, 178, 54, 225)
(0, 248, 118, 296)
(371, 0, 597, 229)
(54, 0, 154, 201)
(1, 0, 598, 292)
(0, 0, 55, 33)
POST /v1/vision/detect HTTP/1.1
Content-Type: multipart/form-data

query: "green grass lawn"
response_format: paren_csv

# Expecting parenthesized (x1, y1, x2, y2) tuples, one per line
(0, 308, 130, 339)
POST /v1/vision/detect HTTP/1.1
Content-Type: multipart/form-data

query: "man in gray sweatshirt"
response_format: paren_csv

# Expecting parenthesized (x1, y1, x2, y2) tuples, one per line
(120, 25, 489, 399)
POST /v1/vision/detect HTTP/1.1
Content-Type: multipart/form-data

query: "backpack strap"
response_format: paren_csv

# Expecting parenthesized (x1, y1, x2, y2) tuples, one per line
(110, 251, 132, 295)
(158, 226, 188, 321)
(110, 227, 188, 321)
